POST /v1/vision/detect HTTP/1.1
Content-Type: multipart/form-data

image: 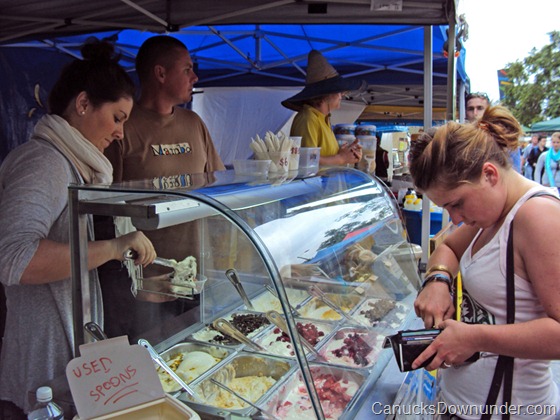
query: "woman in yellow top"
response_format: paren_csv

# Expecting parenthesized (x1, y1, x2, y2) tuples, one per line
(282, 50, 366, 166)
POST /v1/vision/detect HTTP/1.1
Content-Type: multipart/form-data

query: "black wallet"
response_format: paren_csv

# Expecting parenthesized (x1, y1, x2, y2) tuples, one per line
(384, 328, 480, 372)
(383, 328, 441, 372)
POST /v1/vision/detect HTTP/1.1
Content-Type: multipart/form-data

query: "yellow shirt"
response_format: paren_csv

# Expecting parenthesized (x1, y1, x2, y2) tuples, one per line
(290, 104, 339, 156)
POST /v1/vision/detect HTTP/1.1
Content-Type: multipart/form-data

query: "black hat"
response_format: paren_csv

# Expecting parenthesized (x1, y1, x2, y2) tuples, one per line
(281, 50, 367, 112)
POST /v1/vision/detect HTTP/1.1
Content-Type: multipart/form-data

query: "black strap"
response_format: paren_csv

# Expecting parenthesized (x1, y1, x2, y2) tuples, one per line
(481, 221, 515, 420)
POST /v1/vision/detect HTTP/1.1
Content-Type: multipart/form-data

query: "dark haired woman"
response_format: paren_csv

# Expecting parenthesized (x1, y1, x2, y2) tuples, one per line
(409, 106, 560, 418)
(0, 39, 156, 415)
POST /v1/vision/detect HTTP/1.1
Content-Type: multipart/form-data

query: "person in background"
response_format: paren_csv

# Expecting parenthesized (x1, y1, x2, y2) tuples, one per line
(281, 50, 365, 166)
(535, 132, 560, 191)
(465, 91, 489, 123)
(0, 39, 156, 417)
(527, 134, 549, 181)
(465, 91, 522, 173)
(409, 105, 560, 417)
(522, 133, 542, 179)
(100, 35, 225, 339)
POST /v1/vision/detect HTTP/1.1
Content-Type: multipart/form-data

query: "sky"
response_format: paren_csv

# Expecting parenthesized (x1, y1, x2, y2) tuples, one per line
(457, 0, 558, 102)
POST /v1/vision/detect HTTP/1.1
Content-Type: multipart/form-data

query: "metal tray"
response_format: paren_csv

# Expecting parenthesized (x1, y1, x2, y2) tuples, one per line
(156, 342, 233, 393)
(189, 311, 271, 347)
(254, 318, 334, 359)
(261, 364, 368, 419)
(183, 353, 294, 416)
(317, 326, 385, 370)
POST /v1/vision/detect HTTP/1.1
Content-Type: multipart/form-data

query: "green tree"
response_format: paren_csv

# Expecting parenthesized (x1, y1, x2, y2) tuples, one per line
(501, 31, 560, 127)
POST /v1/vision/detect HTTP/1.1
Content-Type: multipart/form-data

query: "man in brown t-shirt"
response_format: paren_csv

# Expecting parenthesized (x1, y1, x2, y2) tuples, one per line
(100, 36, 225, 339)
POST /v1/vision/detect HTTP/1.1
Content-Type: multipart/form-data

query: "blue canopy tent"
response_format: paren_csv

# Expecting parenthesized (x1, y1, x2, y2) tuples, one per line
(0, 0, 468, 162)
(0, 23, 468, 161)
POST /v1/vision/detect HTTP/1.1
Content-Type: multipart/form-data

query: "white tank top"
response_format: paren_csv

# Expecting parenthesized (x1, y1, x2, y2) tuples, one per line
(440, 187, 560, 419)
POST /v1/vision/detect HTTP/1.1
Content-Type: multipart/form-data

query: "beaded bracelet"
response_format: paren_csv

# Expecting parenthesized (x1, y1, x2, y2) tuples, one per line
(418, 273, 453, 295)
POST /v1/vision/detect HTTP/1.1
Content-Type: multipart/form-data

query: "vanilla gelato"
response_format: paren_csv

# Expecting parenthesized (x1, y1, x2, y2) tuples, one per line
(200, 375, 276, 409)
(157, 350, 221, 392)
(170, 256, 197, 289)
(251, 289, 308, 312)
(298, 294, 360, 321)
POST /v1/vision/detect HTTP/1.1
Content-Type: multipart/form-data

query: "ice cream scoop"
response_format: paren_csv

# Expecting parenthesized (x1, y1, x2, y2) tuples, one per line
(209, 379, 277, 419)
(138, 339, 203, 402)
(225, 268, 254, 310)
(307, 285, 356, 324)
(212, 318, 266, 352)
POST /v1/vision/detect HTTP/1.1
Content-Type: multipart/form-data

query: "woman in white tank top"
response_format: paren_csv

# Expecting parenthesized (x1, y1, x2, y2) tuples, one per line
(407, 105, 560, 419)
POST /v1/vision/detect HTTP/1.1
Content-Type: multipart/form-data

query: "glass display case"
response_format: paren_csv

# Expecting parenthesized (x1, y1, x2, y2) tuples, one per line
(69, 166, 421, 419)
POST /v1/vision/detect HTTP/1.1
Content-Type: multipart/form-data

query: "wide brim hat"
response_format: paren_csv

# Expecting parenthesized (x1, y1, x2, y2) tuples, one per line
(281, 49, 367, 112)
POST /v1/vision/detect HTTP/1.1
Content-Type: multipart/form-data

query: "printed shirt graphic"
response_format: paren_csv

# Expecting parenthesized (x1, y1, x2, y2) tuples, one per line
(151, 142, 192, 156)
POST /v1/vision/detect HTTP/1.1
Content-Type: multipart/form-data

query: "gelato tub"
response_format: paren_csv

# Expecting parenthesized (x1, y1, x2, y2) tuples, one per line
(156, 343, 231, 393)
(250, 288, 309, 312)
(263, 365, 366, 419)
(190, 312, 270, 346)
(298, 293, 362, 321)
(319, 327, 384, 369)
(255, 319, 333, 358)
(351, 297, 410, 331)
(188, 354, 292, 413)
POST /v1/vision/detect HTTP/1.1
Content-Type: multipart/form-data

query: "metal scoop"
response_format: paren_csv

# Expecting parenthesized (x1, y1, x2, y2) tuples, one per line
(212, 318, 266, 352)
(307, 284, 356, 324)
(264, 285, 301, 316)
(209, 379, 277, 419)
(138, 338, 203, 403)
(124, 249, 184, 270)
(84, 321, 108, 341)
(225, 268, 255, 310)
(265, 310, 326, 361)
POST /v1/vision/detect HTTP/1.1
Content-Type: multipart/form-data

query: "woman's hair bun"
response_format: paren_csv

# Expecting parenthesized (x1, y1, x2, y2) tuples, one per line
(80, 37, 118, 62)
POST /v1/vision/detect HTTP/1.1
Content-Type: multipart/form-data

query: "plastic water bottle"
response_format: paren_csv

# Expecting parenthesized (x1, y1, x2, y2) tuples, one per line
(27, 386, 64, 420)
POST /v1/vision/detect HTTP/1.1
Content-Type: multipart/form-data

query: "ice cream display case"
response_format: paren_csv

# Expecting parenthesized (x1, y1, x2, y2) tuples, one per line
(69, 166, 421, 419)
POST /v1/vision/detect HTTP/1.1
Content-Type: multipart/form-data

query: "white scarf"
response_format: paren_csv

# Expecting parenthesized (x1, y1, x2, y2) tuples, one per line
(32, 114, 113, 184)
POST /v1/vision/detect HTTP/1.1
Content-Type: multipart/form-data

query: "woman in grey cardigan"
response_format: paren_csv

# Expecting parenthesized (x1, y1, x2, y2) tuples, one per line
(535, 132, 560, 190)
(0, 39, 156, 416)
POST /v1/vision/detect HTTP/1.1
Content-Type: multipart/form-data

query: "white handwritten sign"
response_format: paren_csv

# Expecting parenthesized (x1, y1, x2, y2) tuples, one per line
(66, 336, 164, 419)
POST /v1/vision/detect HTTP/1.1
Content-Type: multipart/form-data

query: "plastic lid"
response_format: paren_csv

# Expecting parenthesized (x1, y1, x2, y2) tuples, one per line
(36, 386, 53, 402)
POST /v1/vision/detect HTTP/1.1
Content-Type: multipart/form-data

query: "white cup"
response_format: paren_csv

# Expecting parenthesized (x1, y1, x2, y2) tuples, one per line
(268, 150, 290, 173)
(289, 136, 302, 171)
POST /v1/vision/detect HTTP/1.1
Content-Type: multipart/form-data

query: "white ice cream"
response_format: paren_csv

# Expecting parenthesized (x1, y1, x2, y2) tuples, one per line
(158, 350, 221, 392)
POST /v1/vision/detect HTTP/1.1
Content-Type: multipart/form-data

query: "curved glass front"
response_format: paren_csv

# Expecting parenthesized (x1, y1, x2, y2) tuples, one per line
(69, 167, 420, 419)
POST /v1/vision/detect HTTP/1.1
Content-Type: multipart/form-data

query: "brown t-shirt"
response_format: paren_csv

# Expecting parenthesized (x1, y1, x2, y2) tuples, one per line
(105, 105, 226, 276)
(106, 105, 225, 183)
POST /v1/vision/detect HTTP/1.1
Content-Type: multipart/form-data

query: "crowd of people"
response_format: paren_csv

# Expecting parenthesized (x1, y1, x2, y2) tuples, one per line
(0, 34, 559, 419)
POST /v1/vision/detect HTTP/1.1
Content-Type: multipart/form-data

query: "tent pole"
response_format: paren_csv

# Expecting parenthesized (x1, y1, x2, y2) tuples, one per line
(420, 25, 433, 271)
(446, 18, 457, 122)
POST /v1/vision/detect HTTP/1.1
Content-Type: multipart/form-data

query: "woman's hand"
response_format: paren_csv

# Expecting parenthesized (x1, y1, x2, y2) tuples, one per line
(338, 140, 362, 165)
(414, 282, 455, 328)
(411, 320, 480, 371)
(113, 231, 156, 266)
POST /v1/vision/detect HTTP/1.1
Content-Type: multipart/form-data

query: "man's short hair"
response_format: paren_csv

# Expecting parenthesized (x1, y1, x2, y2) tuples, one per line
(135, 35, 188, 82)
(465, 91, 490, 103)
